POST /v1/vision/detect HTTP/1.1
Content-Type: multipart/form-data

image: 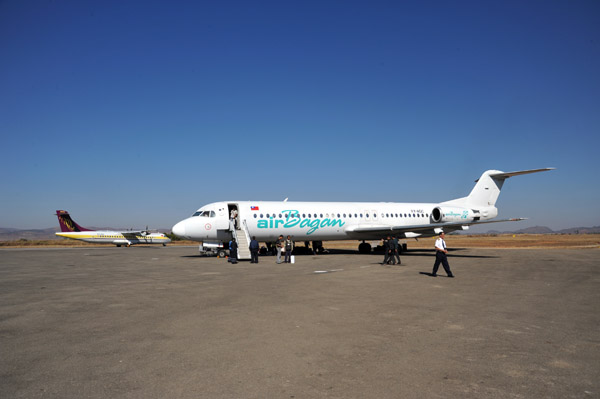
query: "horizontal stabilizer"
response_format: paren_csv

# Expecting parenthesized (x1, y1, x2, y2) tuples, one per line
(476, 168, 555, 182)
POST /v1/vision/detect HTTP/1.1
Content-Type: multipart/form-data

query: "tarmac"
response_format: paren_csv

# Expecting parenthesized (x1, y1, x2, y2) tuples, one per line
(0, 246, 598, 399)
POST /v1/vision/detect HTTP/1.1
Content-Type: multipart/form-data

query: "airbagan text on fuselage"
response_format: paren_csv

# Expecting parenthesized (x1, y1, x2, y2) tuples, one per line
(256, 209, 345, 235)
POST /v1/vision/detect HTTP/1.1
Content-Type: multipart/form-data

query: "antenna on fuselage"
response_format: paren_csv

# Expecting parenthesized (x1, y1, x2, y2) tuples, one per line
(283, 198, 288, 202)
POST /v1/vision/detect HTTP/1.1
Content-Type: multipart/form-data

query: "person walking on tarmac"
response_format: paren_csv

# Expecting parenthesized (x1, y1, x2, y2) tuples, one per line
(432, 232, 454, 277)
(392, 235, 401, 265)
(382, 236, 395, 265)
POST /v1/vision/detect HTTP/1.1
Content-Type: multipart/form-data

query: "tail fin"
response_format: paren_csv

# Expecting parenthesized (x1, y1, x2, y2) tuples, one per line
(443, 168, 554, 208)
(55, 210, 93, 232)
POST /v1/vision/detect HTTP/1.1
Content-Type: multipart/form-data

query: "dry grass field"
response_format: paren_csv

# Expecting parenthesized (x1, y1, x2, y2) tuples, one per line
(1, 234, 599, 249)
(327, 234, 600, 249)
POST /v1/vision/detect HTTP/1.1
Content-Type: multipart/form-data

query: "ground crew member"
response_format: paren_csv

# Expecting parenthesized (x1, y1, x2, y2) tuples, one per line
(432, 232, 453, 277)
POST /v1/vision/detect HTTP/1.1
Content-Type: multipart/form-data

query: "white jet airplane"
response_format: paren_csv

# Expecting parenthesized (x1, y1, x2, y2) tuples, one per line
(172, 168, 553, 255)
(55, 210, 171, 247)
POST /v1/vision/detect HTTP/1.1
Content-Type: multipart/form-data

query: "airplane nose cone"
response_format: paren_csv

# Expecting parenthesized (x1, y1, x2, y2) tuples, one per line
(172, 221, 186, 238)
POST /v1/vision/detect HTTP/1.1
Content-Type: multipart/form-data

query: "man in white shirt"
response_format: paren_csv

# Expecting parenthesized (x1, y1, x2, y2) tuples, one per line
(432, 232, 454, 278)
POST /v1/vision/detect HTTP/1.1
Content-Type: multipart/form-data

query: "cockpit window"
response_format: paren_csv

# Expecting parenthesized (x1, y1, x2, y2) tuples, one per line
(192, 210, 215, 217)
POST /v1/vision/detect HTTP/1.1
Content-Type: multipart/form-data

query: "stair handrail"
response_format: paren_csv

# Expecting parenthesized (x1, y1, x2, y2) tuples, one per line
(230, 224, 240, 259)
(241, 219, 252, 249)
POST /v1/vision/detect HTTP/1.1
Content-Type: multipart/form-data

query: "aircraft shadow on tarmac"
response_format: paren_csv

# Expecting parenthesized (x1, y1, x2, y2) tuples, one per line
(180, 248, 498, 260)
(324, 248, 499, 259)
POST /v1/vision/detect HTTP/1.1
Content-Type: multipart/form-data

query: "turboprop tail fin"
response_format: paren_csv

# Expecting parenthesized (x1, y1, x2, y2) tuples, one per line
(55, 210, 93, 232)
(443, 168, 555, 208)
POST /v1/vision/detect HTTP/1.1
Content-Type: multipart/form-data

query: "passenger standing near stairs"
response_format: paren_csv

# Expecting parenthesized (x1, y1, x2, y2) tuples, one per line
(284, 235, 294, 263)
(249, 236, 260, 263)
(230, 239, 238, 264)
(276, 235, 284, 264)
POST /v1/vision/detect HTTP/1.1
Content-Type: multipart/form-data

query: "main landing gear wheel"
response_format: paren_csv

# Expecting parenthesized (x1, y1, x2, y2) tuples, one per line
(358, 242, 372, 254)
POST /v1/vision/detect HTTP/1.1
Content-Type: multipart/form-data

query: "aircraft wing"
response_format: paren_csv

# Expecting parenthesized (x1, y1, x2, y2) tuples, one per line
(346, 218, 526, 238)
(121, 231, 144, 237)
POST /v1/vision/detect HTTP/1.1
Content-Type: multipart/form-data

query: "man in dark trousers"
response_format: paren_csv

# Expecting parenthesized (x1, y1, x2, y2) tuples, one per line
(229, 239, 238, 264)
(382, 236, 394, 265)
(249, 236, 260, 263)
(432, 232, 453, 277)
(392, 235, 401, 265)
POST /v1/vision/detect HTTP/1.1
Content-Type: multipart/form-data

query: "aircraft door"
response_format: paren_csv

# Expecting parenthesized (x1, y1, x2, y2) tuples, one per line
(214, 204, 229, 230)
(227, 203, 239, 230)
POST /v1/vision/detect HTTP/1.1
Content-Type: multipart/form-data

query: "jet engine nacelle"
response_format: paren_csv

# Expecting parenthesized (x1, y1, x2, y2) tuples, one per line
(431, 206, 476, 223)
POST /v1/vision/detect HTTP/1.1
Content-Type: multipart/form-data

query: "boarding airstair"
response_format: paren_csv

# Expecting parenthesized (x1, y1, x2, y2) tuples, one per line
(231, 219, 251, 260)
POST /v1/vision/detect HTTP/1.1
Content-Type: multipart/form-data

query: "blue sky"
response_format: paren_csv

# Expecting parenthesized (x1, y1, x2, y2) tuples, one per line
(1, 0, 598, 231)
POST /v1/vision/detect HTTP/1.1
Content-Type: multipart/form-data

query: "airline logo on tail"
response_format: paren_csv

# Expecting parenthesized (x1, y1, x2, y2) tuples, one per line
(56, 210, 91, 232)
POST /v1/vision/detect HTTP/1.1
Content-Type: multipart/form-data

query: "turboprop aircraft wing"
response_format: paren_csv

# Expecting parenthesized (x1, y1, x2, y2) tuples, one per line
(121, 231, 145, 237)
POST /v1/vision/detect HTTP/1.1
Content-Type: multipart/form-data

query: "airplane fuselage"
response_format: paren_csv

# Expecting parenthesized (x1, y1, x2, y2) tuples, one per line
(172, 200, 496, 243)
(56, 231, 171, 246)
(172, 169, 553, 252)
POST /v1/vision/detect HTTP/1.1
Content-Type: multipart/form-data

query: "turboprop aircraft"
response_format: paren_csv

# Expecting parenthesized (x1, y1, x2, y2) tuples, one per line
(55, 210, 171, 247)
(172, 168, 553, 256)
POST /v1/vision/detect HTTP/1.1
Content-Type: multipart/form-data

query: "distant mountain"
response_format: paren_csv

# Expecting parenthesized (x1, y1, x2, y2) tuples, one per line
(556, 226, 600, 234)
(474, 226, 600, 235)
(515, 226, 555, 234)
(0, 228, 59, 241)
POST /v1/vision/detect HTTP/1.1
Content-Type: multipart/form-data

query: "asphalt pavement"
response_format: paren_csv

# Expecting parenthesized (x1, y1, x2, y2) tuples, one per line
(1, 246, 598, 398)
